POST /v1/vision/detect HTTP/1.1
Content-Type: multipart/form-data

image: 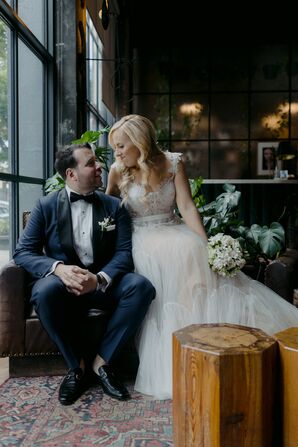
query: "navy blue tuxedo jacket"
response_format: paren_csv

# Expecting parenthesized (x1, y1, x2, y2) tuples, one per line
(13, 188, 134, 282)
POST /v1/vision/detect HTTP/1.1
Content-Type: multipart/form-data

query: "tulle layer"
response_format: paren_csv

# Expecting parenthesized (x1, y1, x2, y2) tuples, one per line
(132, 222, 298, 399)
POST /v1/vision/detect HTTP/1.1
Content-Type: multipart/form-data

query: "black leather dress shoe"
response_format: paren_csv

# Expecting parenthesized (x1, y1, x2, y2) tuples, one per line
(96, 365, 131, 400)
(58, 367, 84, 405)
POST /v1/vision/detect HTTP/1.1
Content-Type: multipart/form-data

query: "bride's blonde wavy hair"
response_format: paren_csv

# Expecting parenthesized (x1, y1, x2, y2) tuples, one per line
(108, 114, 164, 203)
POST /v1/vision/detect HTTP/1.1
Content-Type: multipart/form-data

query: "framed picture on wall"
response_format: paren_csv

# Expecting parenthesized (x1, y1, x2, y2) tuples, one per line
(257, 142, 279, 176)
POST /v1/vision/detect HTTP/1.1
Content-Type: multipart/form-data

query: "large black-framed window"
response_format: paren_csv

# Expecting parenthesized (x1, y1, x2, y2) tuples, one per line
(131, 44, 298, 181)
(0, 0, 54, 266)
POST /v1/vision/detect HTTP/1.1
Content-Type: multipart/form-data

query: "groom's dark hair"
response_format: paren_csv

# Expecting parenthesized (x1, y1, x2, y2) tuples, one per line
(55, 143, 92, 180)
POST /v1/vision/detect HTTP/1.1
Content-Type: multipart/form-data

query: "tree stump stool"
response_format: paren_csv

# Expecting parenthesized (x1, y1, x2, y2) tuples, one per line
(274, 326, 298, 447)
(172, 323, 277, 447)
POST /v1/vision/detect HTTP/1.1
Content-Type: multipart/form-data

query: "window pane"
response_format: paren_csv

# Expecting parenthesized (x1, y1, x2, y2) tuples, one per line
(19, 183, 43, 234)
(132, 94, 170, 140)
(172, 141, 209, 179)
(250, 93, 289, 140)
(88, 51, 100, 108)
(133, 48, 169, 93)
(88, 112, 98, 132)
(0, 20, 11, 174)
(18, 0, 44, 44)
(251, 45, 289, 91)
(18, 39, 44, 178)
(210, 94, 248, 139)
(172, 94, 209, 140)
(210, 141, 249, 179)
(0, 180, 11, 268)
(171, 48, 209, 92)
(87, 14, 103, 110)
(211, 47, 249, 91)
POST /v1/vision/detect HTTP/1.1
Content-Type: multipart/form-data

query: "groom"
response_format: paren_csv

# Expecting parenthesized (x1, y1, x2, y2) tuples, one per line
(13, 143, 155, 405)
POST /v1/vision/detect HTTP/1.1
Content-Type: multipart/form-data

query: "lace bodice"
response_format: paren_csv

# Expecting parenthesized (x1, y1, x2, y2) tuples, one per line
(125, 152, 182, 225)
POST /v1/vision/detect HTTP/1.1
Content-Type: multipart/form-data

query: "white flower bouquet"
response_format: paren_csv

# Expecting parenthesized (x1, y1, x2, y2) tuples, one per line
(207, 233, 246, 277)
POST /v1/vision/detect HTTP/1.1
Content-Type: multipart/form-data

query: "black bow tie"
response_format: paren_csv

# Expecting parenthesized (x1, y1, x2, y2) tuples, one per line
(70, 192, 96, 204)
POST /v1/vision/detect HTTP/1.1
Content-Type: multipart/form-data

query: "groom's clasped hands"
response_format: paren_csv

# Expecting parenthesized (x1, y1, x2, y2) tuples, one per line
(54, 264, 97, 295)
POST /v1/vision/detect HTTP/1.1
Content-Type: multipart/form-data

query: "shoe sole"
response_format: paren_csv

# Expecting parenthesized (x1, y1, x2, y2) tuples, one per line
(99, 384, 131, 401)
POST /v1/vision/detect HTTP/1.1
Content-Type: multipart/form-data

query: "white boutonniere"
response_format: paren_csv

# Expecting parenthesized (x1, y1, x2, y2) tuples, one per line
(98, 216, 116, 232)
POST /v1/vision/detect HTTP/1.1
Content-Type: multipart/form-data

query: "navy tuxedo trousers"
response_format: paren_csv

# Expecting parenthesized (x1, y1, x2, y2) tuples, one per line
(30, 273, 155, 370)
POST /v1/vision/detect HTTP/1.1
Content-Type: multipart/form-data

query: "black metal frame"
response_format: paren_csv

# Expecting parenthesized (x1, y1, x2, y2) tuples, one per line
(0, 0, 54, 249)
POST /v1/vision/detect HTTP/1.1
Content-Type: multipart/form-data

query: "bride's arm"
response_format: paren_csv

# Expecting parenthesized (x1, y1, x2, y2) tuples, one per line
(174, 160, 208, 242)
(106, 164, 121, 197)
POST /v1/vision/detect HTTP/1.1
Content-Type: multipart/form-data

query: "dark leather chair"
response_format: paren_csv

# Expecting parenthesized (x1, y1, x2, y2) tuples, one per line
(264, 193, 298, 304)
(0, 258, 111, 376)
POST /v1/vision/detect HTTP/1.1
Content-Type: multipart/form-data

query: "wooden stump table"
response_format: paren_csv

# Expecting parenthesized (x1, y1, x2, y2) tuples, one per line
(274, 326, 298, 447)
(173, 323, 277, 447)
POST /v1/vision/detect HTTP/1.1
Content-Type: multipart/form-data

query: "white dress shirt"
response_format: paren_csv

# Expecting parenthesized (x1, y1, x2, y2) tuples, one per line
(67, 186, 94, 267)
(49, 186, 111, 291)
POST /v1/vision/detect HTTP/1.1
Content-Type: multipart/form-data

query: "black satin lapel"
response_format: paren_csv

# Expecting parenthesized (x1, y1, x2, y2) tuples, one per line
(57, 189, 83, 266)
(92, 194, 107, 264)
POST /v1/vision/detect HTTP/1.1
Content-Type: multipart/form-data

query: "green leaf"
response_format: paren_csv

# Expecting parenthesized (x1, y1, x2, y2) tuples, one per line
(214, 189, 241, 217)
(189, 177, 203, 197)
(72, 128, 110, 145)
(199, 184, 241, 219)
(189, 177, 205, 208)
(246, 224, 263, 245)
(222, 183, 236, 193)
(44, 172, 65, 193)
(258, 222, 285, 258)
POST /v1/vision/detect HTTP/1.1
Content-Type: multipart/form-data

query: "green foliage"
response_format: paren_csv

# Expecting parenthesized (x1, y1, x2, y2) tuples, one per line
(235, 222, 285, 263)
(189, 177, 205, 208)
(0, 217, 8, 236)
(72, 129, 109, 145)
(199, 184, 241, 236)
(44, 172, 65, 194)
(192, 178, 285, 263)
(44, 128, 111, 194)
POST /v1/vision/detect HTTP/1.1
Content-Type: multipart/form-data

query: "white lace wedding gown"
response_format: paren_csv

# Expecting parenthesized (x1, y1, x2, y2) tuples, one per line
(124, 151, 298, 400)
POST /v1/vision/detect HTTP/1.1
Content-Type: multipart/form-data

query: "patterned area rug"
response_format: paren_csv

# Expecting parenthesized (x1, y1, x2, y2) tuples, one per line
(0, 376, 173, 446)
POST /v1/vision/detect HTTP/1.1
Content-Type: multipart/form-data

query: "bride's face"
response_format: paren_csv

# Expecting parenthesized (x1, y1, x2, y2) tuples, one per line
(112, 129, 141, 168)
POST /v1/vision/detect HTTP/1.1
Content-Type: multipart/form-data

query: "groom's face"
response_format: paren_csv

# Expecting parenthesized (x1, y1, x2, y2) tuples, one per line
(67, 148, 103, 193)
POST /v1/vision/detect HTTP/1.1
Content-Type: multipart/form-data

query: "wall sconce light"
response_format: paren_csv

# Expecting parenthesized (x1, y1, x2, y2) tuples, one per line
(99, 0, 109, 30)
(180, 103, 203, 116)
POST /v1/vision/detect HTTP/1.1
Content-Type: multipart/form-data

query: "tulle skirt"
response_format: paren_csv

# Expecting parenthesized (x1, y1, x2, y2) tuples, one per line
(132, 220, 298, 400)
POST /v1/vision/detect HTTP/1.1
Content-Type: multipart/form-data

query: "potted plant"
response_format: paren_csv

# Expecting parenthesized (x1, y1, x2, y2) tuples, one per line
(44, 128, 110, 194)
(191, 180, 285, 281)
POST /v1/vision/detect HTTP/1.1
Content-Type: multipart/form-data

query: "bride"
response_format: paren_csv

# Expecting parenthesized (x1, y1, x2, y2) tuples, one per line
(106, 114, 298, 400)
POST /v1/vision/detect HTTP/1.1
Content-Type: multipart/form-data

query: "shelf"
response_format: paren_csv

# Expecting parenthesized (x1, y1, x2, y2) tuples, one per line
(203, 179, 298, 184)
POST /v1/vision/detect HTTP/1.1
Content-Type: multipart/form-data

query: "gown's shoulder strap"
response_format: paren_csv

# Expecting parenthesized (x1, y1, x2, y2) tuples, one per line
(165, 151, 183, 175)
